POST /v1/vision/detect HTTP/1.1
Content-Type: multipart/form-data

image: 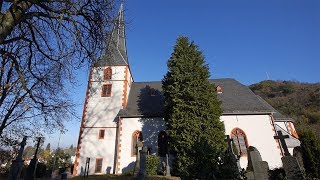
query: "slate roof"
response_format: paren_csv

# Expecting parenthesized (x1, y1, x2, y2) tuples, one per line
(93, 4, 128, 67)
(118, 78, 292, 121)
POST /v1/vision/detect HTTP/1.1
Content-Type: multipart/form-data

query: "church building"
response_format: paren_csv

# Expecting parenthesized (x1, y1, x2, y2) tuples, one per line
(73, 5, 300, 176)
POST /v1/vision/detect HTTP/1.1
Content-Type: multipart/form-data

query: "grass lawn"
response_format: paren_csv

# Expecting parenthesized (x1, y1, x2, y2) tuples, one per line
(71, 174, 132, 180)
(71, 175, 180, 180)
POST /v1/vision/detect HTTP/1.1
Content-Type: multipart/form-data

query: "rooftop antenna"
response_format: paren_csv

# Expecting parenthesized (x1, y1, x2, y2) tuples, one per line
(265, 72, 270, 80)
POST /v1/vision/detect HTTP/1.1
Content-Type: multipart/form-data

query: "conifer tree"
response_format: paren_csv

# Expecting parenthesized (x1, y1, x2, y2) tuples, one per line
(300, 130, 320, 178)
(162, 36, 226, 178)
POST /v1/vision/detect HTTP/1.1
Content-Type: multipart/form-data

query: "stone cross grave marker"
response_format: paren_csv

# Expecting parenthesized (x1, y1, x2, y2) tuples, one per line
(8, 136, 27, 180)
(137, 146, 148, 180)
(134, 141, 143, 177)
(225, 135, 241, 173)
(158, 131, 168, 157)
(225, 135, 234, 154)
(274, 131, 304, 179)
(274, 130, 290, 156)
(24, 137, 42, 180)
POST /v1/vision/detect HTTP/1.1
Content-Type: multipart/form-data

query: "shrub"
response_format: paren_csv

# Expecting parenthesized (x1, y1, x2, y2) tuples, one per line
(215, 150, 240, 179)
(268, 168, 286, 180)
(146, 155, 159, 175)
(36, 162, 47, 178)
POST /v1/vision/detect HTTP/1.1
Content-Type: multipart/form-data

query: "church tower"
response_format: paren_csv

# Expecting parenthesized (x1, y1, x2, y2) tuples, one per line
(74, 4, 133, 175)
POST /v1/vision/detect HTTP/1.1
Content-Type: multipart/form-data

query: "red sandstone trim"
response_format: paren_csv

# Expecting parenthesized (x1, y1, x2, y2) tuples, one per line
(288, 122, 299, 139)
(115, 117, 123, 174)
(83, 126, 117, 128)
(270, 114, 284, 156)
(73, 68, 93, 175)
(122, 66, 129, 108)
(90, 79, 127, 82)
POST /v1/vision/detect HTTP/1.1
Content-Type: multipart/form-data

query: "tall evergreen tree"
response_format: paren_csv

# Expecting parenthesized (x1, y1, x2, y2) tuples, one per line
(162, 36, 226, 178)
(300, 130, 320, 178)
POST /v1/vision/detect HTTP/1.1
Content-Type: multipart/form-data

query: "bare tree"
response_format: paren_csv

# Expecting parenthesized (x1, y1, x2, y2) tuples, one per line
(0, 0, 117, 144)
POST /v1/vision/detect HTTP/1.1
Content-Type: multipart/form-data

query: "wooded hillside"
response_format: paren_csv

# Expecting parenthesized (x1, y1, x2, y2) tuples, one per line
(249, 80, 320, 140)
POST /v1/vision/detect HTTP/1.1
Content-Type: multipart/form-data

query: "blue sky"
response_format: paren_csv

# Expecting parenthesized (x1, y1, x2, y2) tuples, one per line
(45, 0, 320, 148)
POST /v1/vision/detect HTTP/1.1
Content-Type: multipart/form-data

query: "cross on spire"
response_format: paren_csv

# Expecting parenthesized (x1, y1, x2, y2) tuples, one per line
(274, 130, 290, 156)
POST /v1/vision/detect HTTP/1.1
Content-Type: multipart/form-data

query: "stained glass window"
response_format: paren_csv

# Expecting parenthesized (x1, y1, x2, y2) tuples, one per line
(231, 128, 248, 156)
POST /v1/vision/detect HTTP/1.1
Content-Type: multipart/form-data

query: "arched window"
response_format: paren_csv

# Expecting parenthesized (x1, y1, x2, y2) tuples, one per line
(104, 67, 112, 80)
(231, 128, 248, 156)
(132, 130, 143, 156)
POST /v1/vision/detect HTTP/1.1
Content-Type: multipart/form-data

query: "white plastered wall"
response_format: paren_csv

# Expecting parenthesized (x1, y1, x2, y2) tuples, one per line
(117, 115, 284, 174)
(85, 66, 128, 127)
(222, 114, 283, 169)
(118, 117, 166, 173)
(77, 127, 117, 175)
(76, 66, 132, 175)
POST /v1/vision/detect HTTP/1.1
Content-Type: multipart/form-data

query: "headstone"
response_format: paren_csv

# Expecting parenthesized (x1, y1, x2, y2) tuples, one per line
(225, 135, 234, 154)
(246, 146, 269, 180)
(84, 157, 90, 177)
(282, 156, 304, 180)
(274, 132, 305, 179)
(7, 136, 27, 180)
(225, 135, 241, 173)
(165, 154, 171, 177)
(60, 172, 68, 180)
(134, 141, 143, 177)
(24, 137, 42, 180)
(158, 131, 168, 157)
(293, 146, 304, 171)
(137, 146, 148, 180)
(274, 130, 290, 156)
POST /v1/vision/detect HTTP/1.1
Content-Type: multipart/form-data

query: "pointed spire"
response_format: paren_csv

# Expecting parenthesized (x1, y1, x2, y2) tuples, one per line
(94, 3, 128, 66)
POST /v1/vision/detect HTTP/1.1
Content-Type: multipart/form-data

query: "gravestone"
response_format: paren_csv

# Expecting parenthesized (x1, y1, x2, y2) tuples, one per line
(246, 146, 269, 180)
(24, 137, 42, 180)
(7, 136, 27, 180)
(225, 135, 241, 173)
(274, 131, 304, 179)
(158, 131, 170, 176)
(137, 146, 148, 180)
(274, 130, 291, 156)
(293, 146, 304, 171)
(158, 131, 168, 157)
(165, 154, 171, 177)
(282, 156, 304, 180)
(84, 157, 90, 177)
(134, 141, 143, 177)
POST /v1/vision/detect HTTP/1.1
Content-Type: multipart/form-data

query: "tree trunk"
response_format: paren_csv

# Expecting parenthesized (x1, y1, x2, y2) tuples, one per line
(0, 1, 33, 43)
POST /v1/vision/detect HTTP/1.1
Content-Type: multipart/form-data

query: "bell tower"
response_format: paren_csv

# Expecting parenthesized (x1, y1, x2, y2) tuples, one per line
(74, 4, 133, 175)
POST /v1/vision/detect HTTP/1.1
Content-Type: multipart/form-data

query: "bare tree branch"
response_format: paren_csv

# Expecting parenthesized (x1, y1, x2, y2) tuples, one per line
(0, 0, 118, 144)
